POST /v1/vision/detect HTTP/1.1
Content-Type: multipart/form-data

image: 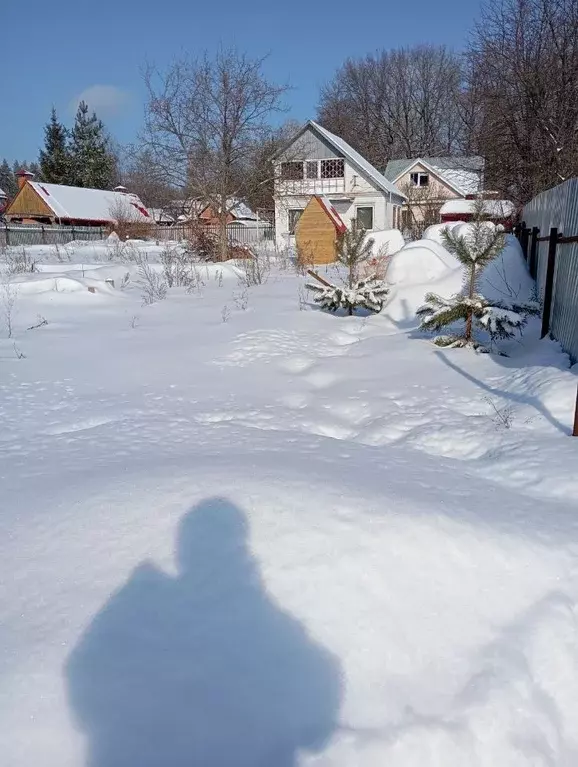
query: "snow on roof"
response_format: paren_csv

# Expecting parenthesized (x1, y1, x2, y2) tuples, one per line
(28, 182, 151, 223)
(440, 199, 516, 217)
(230, 200, 257, 219)
(317, 196, 347, 233)
(0, 188, 7, 199)
(308, 122, 406, 201)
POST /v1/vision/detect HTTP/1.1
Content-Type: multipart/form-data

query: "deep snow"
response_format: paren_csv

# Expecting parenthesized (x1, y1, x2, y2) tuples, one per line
(1, 235, 578, 766)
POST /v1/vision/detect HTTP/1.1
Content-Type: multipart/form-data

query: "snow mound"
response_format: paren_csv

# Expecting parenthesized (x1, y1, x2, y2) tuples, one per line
(387, 239, 459, 285)
(422, 223, 453, 244)
(367, 229, 404, 256)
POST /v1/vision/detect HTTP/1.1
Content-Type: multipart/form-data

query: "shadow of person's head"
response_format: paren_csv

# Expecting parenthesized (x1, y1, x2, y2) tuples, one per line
(177, 497, 253, 577)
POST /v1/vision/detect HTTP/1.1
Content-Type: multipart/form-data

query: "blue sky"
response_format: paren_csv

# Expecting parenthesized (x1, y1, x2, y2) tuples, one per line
(2, 0, 479, 164)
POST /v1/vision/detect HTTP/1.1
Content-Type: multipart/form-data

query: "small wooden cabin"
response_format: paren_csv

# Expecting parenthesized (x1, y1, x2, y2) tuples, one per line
(295, 195, 347, 264)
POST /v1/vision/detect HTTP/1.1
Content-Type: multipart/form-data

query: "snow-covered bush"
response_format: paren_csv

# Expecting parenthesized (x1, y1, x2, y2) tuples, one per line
(307, 277, 389, 314)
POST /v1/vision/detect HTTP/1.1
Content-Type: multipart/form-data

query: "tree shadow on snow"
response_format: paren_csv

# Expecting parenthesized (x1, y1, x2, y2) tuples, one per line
(436, 350, 569, 434)
(66, 498, 341, 767)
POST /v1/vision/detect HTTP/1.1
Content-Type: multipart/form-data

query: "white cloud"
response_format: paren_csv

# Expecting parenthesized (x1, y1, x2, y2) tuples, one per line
(72, 85, 131, 117)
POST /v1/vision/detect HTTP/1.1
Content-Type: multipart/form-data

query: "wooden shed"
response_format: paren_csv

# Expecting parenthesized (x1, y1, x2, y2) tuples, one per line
(295, 195, 347, 264)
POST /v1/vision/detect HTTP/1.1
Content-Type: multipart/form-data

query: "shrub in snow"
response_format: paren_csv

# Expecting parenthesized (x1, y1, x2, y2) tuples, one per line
(417, 199, 538, 350)
(307, 278, 389, 314)
(136, 255, 168, 305)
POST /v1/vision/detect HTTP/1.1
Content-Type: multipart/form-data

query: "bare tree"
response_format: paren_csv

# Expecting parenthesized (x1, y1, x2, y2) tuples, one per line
(141, 48, 289, 260)
(468, 0, 578, 205)
(317, 46, 465, 168)
(399, 181, 444, 239)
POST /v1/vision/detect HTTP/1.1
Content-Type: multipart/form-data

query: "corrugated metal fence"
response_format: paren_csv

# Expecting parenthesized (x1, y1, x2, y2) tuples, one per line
(523, 178, 578, 362)
(1, 223, 106, 248)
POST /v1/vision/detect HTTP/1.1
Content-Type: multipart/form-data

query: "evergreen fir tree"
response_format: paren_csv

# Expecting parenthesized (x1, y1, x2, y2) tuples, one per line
(70, 101, 116, 189)
(307, 222, 389, 315)
(39, 109, 70, 184)
(417, 200, 539, 351)
(0, 159, 17, 199)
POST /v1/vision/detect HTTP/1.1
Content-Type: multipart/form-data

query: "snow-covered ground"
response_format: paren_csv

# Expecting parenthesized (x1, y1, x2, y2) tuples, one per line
(1, 233, 578, 766)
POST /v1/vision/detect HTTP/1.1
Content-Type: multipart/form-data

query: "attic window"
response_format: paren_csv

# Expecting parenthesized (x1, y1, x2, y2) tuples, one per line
(320, 159, 345, 179)
(410, 172, 429, 187)
(280, 162, 304, 180)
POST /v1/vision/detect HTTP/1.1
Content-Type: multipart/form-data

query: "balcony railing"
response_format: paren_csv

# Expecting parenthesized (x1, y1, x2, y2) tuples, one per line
(275, 178, 347, 196)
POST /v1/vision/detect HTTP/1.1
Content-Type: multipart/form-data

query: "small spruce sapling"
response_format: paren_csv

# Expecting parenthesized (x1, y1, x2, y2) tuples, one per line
(417, 200, 539, 351)
(307, 222, 389, 315)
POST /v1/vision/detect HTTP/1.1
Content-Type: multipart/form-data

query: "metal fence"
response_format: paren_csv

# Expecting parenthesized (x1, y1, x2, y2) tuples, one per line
(522, 178, 578, 363)
(1, 222, 107, 248)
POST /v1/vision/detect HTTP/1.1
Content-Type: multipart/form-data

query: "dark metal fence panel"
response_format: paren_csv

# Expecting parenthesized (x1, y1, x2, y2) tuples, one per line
(523, 178, 578, 362)
(1, 223, 106, 248)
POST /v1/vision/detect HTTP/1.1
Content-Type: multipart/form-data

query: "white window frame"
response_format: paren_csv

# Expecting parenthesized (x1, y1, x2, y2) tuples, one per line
(410, 172, 429, 187)
(355, 205, 374, 231)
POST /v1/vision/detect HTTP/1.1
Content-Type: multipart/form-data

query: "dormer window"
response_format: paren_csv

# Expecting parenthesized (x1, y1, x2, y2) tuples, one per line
(410, 172, 429, 187)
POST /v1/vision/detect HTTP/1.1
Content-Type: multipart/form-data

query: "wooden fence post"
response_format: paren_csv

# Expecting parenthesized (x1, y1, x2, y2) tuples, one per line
(528, 226, 539, 278)
(5, 224, 10, 247)
(573, 383, 578, 437)
(541, 227, 558, 339)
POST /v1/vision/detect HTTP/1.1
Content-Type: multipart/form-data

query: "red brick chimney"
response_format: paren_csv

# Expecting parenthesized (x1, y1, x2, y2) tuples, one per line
(16, 170, 34, 190)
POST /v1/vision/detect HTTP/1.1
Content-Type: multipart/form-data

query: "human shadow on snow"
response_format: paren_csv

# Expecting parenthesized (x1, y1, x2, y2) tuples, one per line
(66, 498, 341, 767)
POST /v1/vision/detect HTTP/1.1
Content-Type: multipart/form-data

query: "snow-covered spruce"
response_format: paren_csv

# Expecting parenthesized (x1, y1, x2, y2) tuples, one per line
(416, 199, 539, 350)
(307, 276, 389, 314)
(417, 292, 540, 351)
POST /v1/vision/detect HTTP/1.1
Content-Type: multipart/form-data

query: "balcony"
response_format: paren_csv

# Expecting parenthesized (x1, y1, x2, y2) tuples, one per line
(275, 178, 347, 197)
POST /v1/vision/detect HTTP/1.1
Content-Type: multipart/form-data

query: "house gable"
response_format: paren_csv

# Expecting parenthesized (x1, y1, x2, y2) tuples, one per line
(391, 159, 468, 198)
(277, 126, 340, 162)
(6, 181, 55, 220)
(395, 160, 465, 200)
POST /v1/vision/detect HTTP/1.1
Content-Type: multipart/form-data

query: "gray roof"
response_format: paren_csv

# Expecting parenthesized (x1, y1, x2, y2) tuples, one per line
(384, 156, 485, 182)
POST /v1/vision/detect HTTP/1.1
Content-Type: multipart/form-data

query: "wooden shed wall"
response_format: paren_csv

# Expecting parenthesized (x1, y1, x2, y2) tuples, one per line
(6, 183, 54, 219)
(295, 197, 337, 264)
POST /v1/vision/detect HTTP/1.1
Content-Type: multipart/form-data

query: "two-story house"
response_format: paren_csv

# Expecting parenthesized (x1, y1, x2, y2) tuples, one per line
(273, 121, 406, 251)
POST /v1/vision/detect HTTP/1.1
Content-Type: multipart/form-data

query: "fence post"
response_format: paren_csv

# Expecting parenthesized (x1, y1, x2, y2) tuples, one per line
(71, 225, 76, 241)
(41, 225, 46, 245)
(573, 384, 578, 437)
(513, 222, 521, 240)
(528, 225, 540, 278)
(5, 223, 9, 247)
(520, 226, 530, 260)
(541, 227, 558, 339)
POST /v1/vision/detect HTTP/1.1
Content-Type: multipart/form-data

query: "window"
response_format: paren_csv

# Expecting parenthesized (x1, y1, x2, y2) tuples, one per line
(410, 172, 429, 187)
(356, 206, 374, 230)
(306, 161, 318, 179)
(320, 158, 345, 179)
(280, 162, 303, 180)
(288, 209, 303, 235)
